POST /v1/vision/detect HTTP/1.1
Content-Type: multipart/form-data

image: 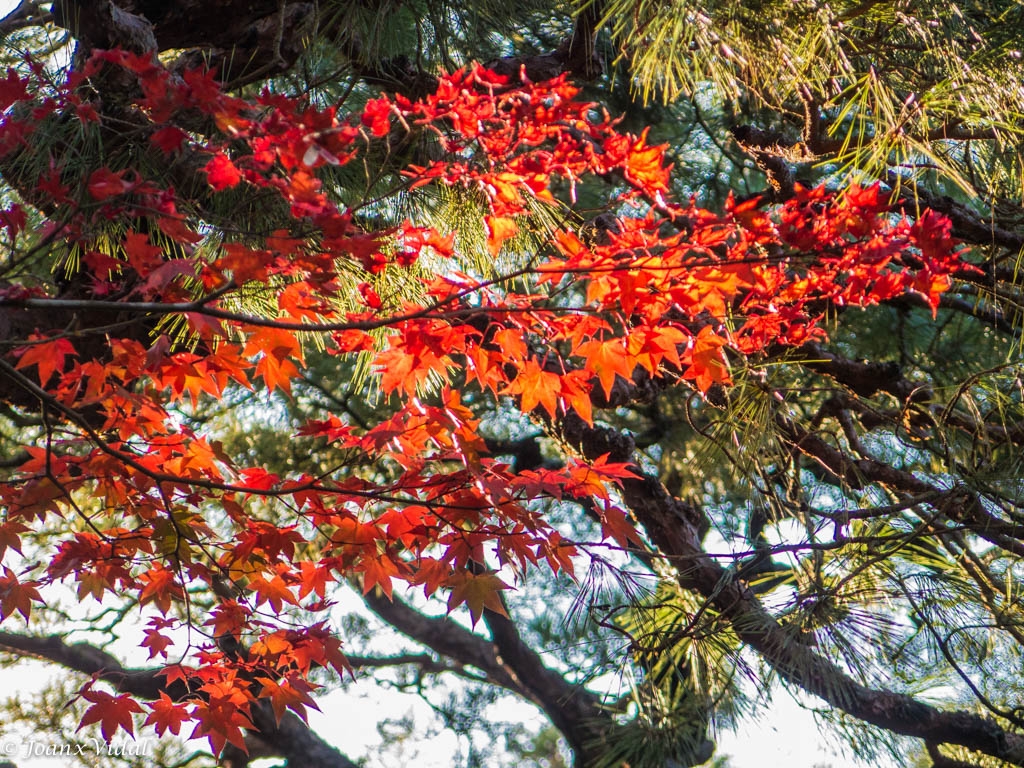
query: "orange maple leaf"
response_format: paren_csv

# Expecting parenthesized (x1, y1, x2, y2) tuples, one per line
(503, 360, 561, 418)
(256, 673, 320, 723)
(248, 571, 299, 612)
(576, 337, 634, 399)
(358, 554, 401, 599)
(485, 215, 518, 257)
(144, 692, 190, 737)
(14, 334, 76, 386)
(243, 326, 304, 394)
(138, 565, 184, 615)
(683, 326, 732, 393)
(446, 570, 510, 627)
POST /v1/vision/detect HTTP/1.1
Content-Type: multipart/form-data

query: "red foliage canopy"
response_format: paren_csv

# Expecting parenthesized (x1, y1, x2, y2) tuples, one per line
(0, 51, 968, 751)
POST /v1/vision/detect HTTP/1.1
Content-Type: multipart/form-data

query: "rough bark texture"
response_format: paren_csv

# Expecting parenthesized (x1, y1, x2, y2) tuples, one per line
(53, 0, 315, 81)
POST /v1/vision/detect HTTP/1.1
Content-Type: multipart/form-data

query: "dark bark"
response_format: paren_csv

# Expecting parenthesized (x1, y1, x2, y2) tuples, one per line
(793, 341, 925, 401)
(362, 589, 617, 767)
(481, 601, 613, 765)
(50, 0, 604, 91)
(53, 0, 316, 83)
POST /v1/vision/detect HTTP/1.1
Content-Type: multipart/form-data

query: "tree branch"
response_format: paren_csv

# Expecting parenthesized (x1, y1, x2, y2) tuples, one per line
(889, 173, 1024, 253)
(361, 589, 615, 766)
(793, 341, 925, 401)
(554, 412, 1024, 766)
(481, 596, 612, 764)
(0, 631, 360, 768)
(52, 0, 317, 85)
(360, 589, 527, 694)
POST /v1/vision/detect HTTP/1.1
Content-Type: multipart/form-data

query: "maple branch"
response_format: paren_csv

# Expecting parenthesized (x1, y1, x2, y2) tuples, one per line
(0, 255, 562, 336)
(731, 113, 1024, 250)
(0, 631, 360, 768)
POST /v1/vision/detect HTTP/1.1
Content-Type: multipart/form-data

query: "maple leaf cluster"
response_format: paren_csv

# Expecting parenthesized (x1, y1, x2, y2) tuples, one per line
(0, 52, 970, 751)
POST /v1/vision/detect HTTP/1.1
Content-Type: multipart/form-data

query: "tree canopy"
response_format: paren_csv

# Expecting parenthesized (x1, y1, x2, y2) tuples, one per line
(0, 1, 1022, 767)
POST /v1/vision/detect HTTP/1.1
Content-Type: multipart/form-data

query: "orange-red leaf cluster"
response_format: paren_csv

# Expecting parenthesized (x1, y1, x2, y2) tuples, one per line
(0, 49, 973, 751)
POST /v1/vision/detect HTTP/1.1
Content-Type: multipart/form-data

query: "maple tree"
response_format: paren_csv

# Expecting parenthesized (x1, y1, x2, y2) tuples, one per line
(0, 2, 1021, 768)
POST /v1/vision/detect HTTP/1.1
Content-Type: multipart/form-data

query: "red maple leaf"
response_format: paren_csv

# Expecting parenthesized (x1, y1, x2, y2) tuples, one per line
(150, 126, 190, 155)
(78, 688, 144, 741)
(14, 334, 76, 386)
(0, 68, 29, 110)
(204, 152, 243, 190)
(144, 692, 190, 737)
(0, 567, 43, 621)
(138, 565, 184, 614)
(87, 167, 132, 200)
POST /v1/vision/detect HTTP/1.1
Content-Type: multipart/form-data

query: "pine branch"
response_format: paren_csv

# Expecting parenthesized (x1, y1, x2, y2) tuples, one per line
(554, 409, 1024, 766)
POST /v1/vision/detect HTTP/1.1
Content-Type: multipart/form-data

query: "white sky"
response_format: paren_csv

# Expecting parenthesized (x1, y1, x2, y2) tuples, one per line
(0, 654, 849, 768)
(0, 584, 858, 768)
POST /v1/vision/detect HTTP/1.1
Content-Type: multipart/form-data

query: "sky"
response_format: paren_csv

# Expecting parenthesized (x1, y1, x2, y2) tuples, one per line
(0, 1, 875, 765)
(0, 584, 852, 768)
(0, 646, 848, 768)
